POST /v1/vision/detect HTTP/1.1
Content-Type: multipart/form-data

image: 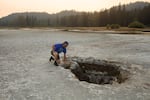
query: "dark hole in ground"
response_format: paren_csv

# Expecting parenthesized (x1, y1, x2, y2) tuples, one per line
(71, 61, 129, 85)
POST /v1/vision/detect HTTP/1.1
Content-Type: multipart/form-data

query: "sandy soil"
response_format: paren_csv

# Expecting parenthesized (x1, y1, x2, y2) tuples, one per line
(0, 29, 150, 100)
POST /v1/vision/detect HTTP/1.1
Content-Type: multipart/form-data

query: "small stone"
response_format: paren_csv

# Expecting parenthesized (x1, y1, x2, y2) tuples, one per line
(70, 61, 79, 70)
(83, 57, 95, 64)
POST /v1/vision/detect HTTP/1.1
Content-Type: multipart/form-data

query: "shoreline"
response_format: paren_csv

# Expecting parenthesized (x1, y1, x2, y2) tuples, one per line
(0, 27, 150, 35)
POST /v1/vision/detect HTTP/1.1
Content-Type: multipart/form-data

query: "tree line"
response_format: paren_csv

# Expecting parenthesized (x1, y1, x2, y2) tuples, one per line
(0, 4, 150, 27)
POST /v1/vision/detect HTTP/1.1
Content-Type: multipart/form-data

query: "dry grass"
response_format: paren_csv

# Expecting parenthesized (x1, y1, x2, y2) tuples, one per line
(55, 27, 149, 31)
(55, 27, 150, 35)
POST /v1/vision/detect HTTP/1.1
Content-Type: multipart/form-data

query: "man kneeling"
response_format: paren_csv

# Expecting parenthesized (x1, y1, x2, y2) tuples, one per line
(49, 41, 69, 66)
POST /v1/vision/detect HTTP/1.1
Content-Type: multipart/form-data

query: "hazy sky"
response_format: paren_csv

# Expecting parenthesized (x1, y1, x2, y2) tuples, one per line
(0, 0, 150, 18)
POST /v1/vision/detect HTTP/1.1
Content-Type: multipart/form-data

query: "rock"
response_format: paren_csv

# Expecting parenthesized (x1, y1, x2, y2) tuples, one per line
(60, 61, 71, 69)
(118, 70, 130, 83)
(102, 76, 114, 84)
(70, 61, 79, 70)
(70, 62, 84, 79)
(79, 74, 89, 81)
(93, 59, 107, 66)
(82, 57, 95, 64)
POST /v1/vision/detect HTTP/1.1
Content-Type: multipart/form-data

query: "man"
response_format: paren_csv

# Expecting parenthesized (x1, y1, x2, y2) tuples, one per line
(49, 41, 69, 66)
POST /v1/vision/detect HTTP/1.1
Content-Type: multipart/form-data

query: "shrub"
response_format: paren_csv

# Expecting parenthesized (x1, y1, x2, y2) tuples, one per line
(110, 24, 120, 29)
(106, 24, 111, 29)
(128, 21, 145, 28)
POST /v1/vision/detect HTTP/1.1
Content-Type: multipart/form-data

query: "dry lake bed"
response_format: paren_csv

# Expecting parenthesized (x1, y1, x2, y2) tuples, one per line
(0, 29, 150, 100)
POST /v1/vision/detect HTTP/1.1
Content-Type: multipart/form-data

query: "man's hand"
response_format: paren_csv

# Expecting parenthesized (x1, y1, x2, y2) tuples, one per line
(63, 53, 67, 62)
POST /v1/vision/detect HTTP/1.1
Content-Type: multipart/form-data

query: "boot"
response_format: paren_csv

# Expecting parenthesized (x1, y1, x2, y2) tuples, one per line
(49, 56, 54, 62)
(54, 61, 59, 66)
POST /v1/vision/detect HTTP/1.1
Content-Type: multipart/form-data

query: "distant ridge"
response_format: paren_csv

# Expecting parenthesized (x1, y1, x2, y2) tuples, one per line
(125, 1, 150, 10)
(0, 10, 80, 20)
(1, 1, 149, 20)
(0, 1, 149, 27)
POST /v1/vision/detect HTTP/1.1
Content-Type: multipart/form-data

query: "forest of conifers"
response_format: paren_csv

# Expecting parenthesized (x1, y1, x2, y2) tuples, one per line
(0, 3, 150, 27)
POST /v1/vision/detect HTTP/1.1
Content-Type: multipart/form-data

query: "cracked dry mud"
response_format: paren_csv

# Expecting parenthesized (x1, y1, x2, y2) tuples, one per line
(0, 29, 150, 100)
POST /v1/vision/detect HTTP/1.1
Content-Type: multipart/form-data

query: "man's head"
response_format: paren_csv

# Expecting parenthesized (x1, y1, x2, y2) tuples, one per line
(62, 41, 69, 48)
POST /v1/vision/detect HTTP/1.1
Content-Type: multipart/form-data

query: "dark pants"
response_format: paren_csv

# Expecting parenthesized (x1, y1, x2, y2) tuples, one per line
(51, 50, 60, 60)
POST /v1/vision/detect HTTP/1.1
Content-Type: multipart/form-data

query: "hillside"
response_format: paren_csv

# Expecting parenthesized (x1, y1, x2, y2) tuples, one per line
(0, 1, 149, 27)
(125, 1, 150, 10)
